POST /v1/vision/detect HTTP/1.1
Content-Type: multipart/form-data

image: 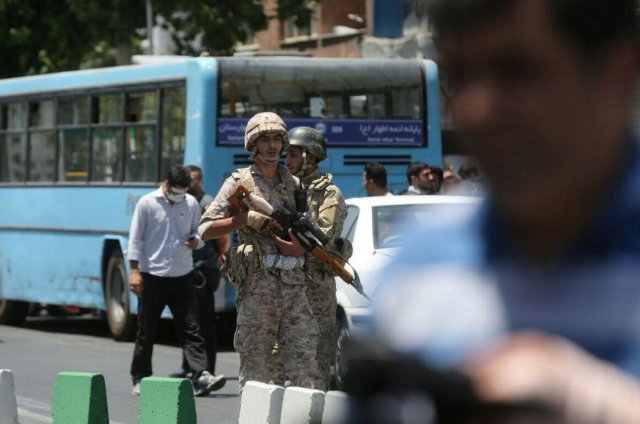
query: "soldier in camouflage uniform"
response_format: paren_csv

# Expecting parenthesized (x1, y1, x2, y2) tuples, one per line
(198, 112, 323, 391)
(268, 126, 348, 389)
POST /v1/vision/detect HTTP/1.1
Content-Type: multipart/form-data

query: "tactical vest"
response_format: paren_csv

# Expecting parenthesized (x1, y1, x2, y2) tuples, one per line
(302, 171, 353, 279)
(224, 166, 302, 286)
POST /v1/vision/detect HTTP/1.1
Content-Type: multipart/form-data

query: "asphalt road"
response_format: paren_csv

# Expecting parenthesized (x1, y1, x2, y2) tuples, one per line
(0, 314, 241, 424)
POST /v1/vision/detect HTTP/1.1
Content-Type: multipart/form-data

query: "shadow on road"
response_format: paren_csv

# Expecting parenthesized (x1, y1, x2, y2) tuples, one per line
(21, 314, 235, 351)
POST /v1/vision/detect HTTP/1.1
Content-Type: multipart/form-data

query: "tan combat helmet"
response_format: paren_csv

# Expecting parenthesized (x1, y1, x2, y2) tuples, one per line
(243, 112, 289, 152)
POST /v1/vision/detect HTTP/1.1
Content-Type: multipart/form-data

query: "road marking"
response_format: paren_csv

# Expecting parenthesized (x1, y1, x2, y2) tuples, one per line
(17, 396, 128, 424)
(17, 407, 50, 423)
(18, 407, 129, 424)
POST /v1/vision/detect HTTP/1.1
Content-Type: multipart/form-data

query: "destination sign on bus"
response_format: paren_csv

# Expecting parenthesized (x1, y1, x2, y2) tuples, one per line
(217, 118, 424, 147)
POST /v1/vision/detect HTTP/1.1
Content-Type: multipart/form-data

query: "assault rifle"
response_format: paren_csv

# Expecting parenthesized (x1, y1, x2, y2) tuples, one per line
(229, 184, 370, 301)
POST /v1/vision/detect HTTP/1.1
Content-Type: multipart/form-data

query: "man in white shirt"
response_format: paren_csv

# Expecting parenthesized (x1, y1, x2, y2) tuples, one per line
(402, 162, 433, 195)
(128, 165, 225, 397)
(363, 162, 394, 196)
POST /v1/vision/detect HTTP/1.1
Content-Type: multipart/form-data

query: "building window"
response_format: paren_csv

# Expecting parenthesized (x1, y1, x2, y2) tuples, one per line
(283, 12, 318, 39)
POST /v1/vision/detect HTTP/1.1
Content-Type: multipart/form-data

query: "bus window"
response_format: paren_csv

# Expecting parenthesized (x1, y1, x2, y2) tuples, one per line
(350, 95, 368, 118)
(28, 100, 56, 182)
(94, 94, 123, 124)
(92, 128, 123, 182)
(0, 103, 27, 182)
(127, 91, 158, 122)
(125, 91, 158, 182)
(393, 88, 421, 119)
(30, 100, 55, 128)
(125, 126, 156, 182)
(325, 96, 345, 118)
(59, 97, 90, 182)
(28, 131, 56, 182)
(8, 102, 27, 130)
(161, 87, 186, 178)
(59, 128, 89, 182)
(59, 96, 90, 125)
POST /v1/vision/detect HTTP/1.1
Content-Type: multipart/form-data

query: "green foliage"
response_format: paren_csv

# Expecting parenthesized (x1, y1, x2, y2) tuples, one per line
(0, 0, 89, 76)
(155, 0, 268, 56)
(277, 0, 319, 28)
(0, 0, 320, 78)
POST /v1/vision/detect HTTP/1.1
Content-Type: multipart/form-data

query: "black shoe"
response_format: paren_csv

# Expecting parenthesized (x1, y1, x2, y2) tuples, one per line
(193, 371, 226, 397)
(169, 368, 193, 379)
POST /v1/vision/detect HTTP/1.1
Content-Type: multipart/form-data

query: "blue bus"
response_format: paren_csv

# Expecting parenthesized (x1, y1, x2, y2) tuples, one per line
(0, 56, 441, 340)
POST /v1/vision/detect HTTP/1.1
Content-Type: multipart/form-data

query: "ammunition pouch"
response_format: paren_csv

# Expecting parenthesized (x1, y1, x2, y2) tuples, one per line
(223, 244, 260, 288)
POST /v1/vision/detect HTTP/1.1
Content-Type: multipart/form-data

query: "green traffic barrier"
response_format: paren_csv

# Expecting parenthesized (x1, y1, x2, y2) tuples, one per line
(139, 377, 197, 424)
(51, 372, 109, 424)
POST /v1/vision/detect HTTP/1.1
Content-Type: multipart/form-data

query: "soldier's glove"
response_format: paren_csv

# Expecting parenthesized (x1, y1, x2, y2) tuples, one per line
(247, 210, 273, 232)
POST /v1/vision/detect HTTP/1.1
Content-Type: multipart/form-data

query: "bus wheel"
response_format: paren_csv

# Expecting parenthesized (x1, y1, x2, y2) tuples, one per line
(105, 253, 136, 341)
(0, 299, 29, 326)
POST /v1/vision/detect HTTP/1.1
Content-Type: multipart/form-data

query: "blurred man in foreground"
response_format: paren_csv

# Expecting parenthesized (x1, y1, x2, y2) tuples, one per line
(356, 0, 640, 422)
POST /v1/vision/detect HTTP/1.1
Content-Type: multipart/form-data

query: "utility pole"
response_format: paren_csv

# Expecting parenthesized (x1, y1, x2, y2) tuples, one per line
(146, 0, 154, 55)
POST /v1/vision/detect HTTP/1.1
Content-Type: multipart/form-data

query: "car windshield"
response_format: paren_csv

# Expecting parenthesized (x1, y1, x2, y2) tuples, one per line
(373, 203, 462, 249)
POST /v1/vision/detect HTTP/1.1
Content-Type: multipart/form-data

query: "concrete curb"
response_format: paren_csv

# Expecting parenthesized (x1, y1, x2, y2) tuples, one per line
(0, 370, 18, 424)
(239, 381, 284, 424)
(138, 377, 196, 424)
(281, 387, 325, 424)
(239, 381, 351, 423)
(322, 391, 349, 424)
(51, 372, 109, 424)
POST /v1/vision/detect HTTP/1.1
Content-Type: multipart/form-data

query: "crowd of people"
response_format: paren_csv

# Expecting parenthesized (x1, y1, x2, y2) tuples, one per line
(363, 160, 482, 196)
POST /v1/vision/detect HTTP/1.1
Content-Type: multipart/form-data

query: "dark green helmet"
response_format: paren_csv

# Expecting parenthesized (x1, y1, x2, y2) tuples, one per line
(288, 126, 327, 161)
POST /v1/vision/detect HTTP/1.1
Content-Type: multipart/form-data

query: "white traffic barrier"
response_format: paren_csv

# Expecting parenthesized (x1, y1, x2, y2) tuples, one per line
(0, 370, 18, 424)
(281, 386, 325, 424)
(239, 381, 284, 424)
(322, 390, 349, 424)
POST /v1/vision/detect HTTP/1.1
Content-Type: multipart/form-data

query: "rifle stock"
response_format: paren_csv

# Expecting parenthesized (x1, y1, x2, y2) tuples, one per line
(228, 184, 251, 213)
(309, 245, 353, 282)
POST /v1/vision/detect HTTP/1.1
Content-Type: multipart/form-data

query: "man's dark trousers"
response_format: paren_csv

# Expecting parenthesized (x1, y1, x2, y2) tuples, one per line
(130, 271, 208, 383)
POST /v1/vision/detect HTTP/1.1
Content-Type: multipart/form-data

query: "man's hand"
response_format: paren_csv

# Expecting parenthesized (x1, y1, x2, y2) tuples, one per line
(246, 210, 274, 232)
(274, 229, 306, 256)
(462, 331, 640, 423)
(463, 332, 569, 407)
(184, 236, 199, 250)
(129, 269, 143, 296)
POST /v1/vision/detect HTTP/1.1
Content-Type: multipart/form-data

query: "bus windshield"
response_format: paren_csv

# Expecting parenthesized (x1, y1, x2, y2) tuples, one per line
(218, 58, 425, 148)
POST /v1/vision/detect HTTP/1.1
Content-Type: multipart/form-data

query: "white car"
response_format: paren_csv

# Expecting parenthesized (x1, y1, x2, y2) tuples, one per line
(333, 195, 481, 388)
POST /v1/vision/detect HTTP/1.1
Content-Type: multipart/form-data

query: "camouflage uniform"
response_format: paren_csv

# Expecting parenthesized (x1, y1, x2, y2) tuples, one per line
(267, 168, 347, 389)
(199, 164, 323, 390)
